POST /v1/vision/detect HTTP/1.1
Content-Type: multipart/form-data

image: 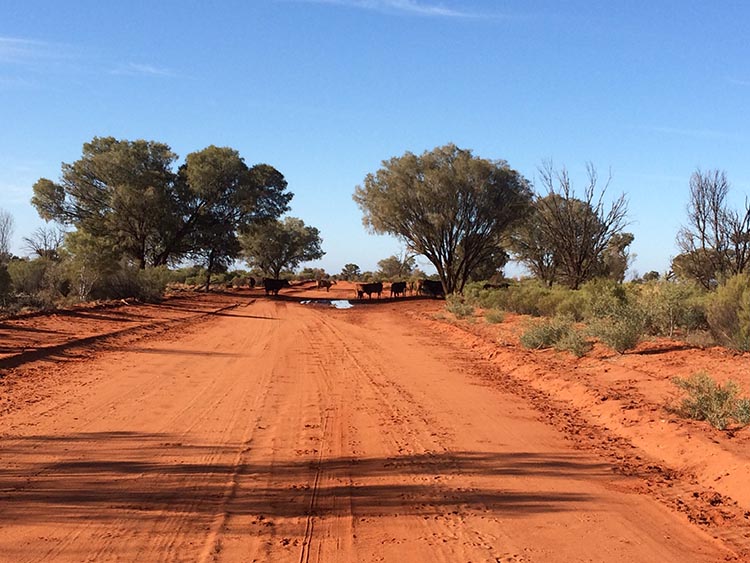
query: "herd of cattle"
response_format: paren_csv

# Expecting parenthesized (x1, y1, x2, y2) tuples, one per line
(258, 277, 446, 299)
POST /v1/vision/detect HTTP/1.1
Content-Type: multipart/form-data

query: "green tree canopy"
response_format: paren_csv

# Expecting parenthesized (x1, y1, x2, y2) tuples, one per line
(353, 144, 532, 294)
(340, 263, 361, 281)
(241, 217, 324, 279)
(31, 139, 293, 276)
(376, 253, 416, 280)
(32, 137, 178, 269)
(177, 146, 292, 290)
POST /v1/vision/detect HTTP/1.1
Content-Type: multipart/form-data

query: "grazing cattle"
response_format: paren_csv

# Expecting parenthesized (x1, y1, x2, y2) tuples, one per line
(356, 282, 383, 299)
(317, 279, 336, 291)
(248, 277, 256, 289)
(263, 277, 291, 296)
(482, 282, 510, 290)
(418, 279, 445, 298)
(390, 281, 407, 298)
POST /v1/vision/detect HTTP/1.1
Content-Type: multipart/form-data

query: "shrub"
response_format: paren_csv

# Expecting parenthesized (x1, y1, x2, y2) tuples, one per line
(736, 398, 750, 426)
(554, 329, 592, 357)
(705, 274, 750, 351)
(587, 303, 646, 353)
(445, 294, 475, 319)
(484, 309, 505, 324)
(580, 278, 628, 319)
(520, 317, 573, 349)
(636, 280, 707, 337)
(672, 372, 750, 430)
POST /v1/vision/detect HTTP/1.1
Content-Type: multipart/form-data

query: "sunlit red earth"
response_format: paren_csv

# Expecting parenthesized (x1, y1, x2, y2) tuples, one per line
(0, 281, 748, 562)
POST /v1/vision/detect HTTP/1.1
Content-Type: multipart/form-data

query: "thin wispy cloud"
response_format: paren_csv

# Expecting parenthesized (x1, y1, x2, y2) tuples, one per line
(290, 0, 485, 18)
(0, 36, 67, 64)
(110, 62, 177, 78)
(728, 77, 750, 87)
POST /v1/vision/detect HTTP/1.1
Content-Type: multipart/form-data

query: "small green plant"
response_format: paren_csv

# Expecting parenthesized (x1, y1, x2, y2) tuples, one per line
(554, 329, 591, 358)
(484, 309, 505, 324)
(672, 372, 750, 430)
(587, 303, 645, 353)
(706, 274, 750, 351)
(736, 398, 750, 426)
(520, 317, 572, 350)
(445, 294, 475, 319)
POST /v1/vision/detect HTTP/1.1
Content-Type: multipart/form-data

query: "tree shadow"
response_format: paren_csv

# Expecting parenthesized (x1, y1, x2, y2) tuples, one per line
(0, 432, 604, 526)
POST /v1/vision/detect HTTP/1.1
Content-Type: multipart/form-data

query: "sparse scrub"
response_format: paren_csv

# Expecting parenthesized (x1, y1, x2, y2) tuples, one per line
(580, 278, 628, 319)
(705, 274, 750, 351)
(484, 309, 505, 324)
(520, 317, 573, 350)
(445, 294, 475, 319)
(587, 302, 646, 353)
(672, 372, 750, 430)
(637, 280, 707, 337)
(554, 328, 591, 357)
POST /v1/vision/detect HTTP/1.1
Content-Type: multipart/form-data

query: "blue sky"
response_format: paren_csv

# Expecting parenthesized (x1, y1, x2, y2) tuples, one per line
(2, 0, 749, 277)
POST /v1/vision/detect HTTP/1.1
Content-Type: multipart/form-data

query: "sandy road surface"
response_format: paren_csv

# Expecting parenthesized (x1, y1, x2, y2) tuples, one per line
(0, 295, 735, 562)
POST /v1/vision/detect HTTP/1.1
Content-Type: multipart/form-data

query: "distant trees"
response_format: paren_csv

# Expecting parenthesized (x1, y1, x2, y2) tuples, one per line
(241, 217, 324, 279)
(23, 225, 66, 260)
(340, 263, 361, 281)
(673, 169, 750, 289)
(31, 138, 293, 275)
(0, 209, 14, 263)
(376, 252, 416, 280)
(354, 144, 532, 294)
(511, 163, 631, 289)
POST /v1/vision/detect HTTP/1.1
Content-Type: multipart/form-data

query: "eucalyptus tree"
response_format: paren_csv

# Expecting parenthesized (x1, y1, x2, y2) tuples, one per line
(241, 217, 324, 279)
(31, 137, 178, 268)
(353, 144, 532, 294)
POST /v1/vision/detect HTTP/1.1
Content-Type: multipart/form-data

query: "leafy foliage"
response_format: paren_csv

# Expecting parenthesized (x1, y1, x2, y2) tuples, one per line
(445, 294, 475, 319)
(672, 372, 750, 430)
(705, 274, 750, 351)
(354, 144, 532, 294)
(241, 217, 324, 279)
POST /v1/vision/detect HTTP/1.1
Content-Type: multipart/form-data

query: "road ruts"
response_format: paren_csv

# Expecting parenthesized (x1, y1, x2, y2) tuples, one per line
(0, 298, 738, 562)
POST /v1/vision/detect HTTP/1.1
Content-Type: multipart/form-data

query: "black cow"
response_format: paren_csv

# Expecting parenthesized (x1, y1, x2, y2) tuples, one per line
(248, 277, 256, 289)
(418, 279, 445, 298)
(390, 281, 407, 297)
(263, 278, 291, 296)
(317, 279, 335, 291)
(356, 282, 383, 299)
(482, 282, 510, 290)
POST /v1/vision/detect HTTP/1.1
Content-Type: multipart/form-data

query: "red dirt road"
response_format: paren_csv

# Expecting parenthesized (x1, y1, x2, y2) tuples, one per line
(0, 290, 741, 562)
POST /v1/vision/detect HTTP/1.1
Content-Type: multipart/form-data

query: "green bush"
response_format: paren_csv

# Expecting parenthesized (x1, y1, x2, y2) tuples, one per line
(636, 280, 707, 337)
(580, 278, 628, 319)
(7, 258, 49, 295)
(520, 317, 573, 350)
(587, 302, 646, 353)
(484, 309, 505, 324)
(554, 328, 592, 357)
(736, 398, 750, 426)
(705, 274, 750, 351)
(672, 372, 750, 430)
(445, 294, 475, 319)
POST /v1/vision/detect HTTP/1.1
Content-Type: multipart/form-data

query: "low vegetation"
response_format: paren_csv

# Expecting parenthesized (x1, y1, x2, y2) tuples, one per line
(518, 316, 591, 357)
(672, 372, 750, 430)
(445, 294, 475, 319)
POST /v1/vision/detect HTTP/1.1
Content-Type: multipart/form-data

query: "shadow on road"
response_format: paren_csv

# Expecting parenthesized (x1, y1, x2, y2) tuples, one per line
(0, 431, 602, 525)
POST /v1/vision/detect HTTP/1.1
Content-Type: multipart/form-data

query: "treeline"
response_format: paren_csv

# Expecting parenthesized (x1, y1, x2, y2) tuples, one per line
(0, 137, 324, 311)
